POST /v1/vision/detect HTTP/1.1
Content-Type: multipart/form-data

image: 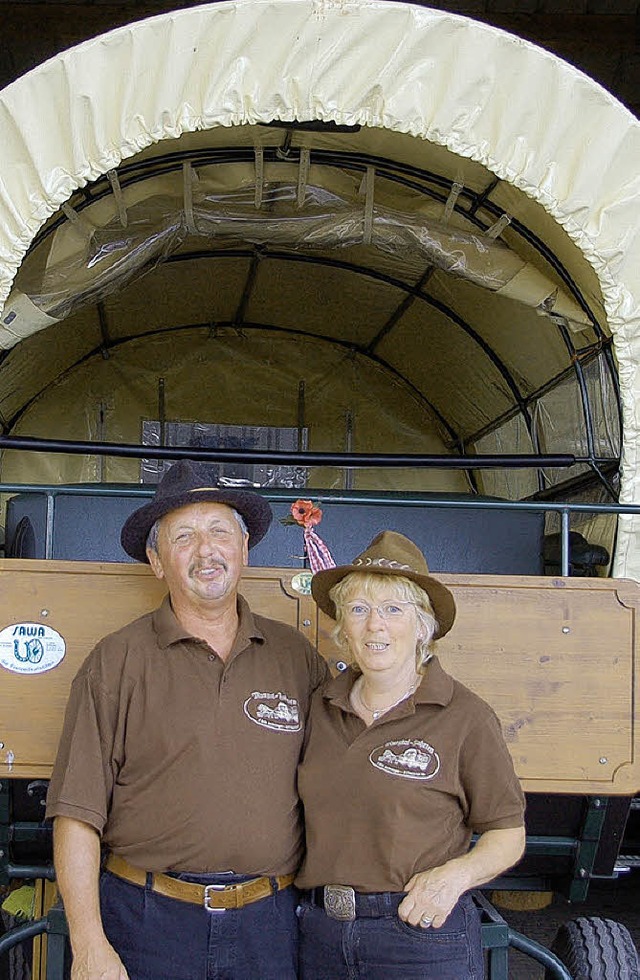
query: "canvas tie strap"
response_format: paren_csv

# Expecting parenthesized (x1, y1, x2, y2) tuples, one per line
(105, 853, 295, 910)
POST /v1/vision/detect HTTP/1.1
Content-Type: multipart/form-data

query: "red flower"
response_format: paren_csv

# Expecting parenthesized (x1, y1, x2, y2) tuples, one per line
(290, 499, 323, 528)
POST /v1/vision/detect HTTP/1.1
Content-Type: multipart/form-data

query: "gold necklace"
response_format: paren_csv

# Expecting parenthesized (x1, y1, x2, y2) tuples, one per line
(354, 677, 419, 720)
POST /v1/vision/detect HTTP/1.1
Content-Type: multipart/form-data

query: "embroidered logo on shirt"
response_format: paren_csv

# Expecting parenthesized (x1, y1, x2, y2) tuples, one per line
(243, 691, 302, 732)
(370, 739, 440, 780)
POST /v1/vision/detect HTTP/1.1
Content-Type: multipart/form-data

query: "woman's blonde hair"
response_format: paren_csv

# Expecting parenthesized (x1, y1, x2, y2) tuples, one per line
(329, 571, 438, 672)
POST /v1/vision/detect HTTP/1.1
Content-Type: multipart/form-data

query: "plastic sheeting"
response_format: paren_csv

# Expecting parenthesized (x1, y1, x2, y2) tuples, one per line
(0, 0, 637, 572)
(3, 163, 591, 334)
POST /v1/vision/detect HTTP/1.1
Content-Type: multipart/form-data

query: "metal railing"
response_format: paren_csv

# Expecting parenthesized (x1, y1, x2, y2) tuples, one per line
(1, 479, 639, 576)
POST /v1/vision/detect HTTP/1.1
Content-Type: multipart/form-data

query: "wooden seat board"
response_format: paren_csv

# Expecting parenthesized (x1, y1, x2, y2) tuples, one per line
(1, 561, 638, 795)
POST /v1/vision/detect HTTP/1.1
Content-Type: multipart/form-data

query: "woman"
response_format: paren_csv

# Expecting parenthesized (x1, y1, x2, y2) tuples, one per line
(296, 530, 526, 980)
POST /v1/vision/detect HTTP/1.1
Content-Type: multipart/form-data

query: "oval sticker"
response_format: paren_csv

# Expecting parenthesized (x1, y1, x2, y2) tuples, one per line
(290, 572, 312, 596)
(0, 623, 66, 675)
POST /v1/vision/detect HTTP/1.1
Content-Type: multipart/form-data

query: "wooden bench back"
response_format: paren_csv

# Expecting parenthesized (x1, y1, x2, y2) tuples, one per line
(0, 560, 638, 795)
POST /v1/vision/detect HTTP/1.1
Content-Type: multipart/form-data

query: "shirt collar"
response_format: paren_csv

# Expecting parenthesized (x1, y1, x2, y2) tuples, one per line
(232, 594, 266, 653)
(323, 655, 454, 710)
(322, 667, 356, 710)
(152, 593, 265, 650)
(414, 656, 455, 706)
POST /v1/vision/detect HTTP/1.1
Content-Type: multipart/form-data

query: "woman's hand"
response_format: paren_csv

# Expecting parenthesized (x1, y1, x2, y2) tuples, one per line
(398, 826, 526, 928)
(398, 861, 468, 929)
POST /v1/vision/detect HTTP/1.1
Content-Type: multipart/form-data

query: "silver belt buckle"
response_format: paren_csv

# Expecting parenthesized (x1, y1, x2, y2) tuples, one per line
(324, 884, 356, 921)
(204, 883, 228, 913)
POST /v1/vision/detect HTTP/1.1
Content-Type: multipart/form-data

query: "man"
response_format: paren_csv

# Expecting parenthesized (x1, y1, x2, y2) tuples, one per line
(46, 460, 328, 980)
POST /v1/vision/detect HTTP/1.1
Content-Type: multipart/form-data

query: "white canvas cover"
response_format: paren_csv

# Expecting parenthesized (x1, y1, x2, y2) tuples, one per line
(0, 0, 638, 573)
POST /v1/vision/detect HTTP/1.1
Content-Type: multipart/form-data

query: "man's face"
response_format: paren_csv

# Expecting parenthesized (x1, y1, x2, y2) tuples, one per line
(147, 501, 249, 608)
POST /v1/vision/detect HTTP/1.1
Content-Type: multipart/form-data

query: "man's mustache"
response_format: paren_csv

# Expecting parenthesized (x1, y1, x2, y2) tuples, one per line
(189, 558, 228, 574)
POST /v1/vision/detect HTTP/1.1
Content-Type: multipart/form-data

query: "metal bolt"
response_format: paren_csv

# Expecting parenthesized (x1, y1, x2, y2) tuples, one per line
(41, 609, 49, 617)
(599, 757, 608, 765)
(579, 868, 588, 878)
(593, 798, 603, 807)
(302, 619, 311, 627)
(562, 627, 570, 634)
(27, 780, 48, 798)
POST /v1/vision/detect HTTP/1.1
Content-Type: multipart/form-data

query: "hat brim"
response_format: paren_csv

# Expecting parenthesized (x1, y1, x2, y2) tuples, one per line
(121, 488, 273, 563)
(311, 563, 456, 639)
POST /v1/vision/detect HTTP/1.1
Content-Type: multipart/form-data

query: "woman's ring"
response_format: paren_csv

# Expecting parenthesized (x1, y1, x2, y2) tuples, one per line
(421, 915, 433, 926)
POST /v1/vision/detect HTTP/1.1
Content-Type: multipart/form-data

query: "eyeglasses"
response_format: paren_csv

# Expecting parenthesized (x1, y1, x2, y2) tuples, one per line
(344, 600, 416, 621)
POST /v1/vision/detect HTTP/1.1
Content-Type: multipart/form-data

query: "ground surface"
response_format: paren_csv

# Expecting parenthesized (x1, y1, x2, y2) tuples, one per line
(496, 873, 640, 978)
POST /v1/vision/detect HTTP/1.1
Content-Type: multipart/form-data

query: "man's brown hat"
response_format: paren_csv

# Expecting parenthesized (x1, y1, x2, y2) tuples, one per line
(311, 530, 456, 638)
(121, 459, 273, 563)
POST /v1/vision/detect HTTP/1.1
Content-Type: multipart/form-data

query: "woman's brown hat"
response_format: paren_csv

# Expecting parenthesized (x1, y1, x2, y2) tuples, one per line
(311, 530, 456, 638)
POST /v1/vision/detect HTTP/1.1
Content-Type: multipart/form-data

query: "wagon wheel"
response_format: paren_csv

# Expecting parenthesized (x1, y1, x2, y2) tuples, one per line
(544, 916, 640, 980)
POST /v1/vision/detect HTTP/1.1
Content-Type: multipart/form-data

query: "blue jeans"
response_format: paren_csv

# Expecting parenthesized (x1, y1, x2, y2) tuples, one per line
(297, 891, 483, 980)
(99, 869, 298, 980)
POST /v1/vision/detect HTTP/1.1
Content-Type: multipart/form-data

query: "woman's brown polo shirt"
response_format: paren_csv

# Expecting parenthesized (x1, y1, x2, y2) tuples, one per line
(296, 658, 525, 893)
(46, 595, 327, 876)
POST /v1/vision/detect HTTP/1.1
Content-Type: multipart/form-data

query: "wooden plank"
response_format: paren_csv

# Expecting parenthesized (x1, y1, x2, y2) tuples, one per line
(438, 575, 639, 795)
(1, 562, 639, 795)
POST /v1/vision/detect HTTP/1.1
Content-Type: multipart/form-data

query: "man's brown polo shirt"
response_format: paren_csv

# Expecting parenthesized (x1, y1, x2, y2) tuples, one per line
(46, 595, 327, 876)
(296, 658, 525, 893)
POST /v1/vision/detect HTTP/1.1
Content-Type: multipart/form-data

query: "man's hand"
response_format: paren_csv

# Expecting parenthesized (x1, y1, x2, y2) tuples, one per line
(54, 817, 129, 979)
(70, 938, 129, 980)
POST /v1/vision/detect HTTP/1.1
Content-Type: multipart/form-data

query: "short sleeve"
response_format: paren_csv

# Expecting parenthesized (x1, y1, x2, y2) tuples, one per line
(45, 656, 120, 833)
(459, 706, 526, 833)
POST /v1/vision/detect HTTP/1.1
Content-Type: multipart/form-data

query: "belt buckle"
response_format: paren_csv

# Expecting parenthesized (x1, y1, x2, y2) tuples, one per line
(323, 884, 356, 921)
(204, 883, 228, 913)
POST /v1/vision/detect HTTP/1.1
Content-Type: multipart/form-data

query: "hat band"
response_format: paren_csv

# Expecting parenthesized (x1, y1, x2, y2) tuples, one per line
(352, 557, 415, 571)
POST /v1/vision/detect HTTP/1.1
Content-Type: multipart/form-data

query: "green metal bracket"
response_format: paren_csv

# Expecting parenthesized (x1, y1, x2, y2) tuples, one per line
(11, 821, 53, 846)
(0, 906, 69, 978)
(473, 891, 573, 980)
(44, 906, 69, 980)
(508, 929, 573, 980)
(0, 780, 10, 885)
(0, 781, 55, 885)
(567, 796, 609, 901)
(0, 917, 47, 957)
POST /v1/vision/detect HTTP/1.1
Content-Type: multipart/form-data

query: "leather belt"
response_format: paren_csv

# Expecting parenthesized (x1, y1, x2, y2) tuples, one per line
(305, 886, 403, 920)
(105, 854, 295, 911)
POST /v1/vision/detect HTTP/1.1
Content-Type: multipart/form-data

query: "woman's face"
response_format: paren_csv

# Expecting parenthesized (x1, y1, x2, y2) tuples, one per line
(340, 578, 423, 680)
